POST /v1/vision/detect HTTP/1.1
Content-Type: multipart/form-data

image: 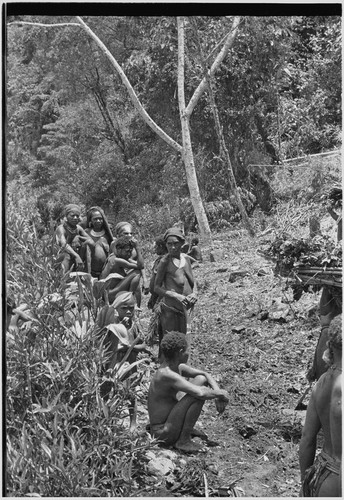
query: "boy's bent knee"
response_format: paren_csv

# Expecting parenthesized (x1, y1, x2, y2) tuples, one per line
(193, 374, 207, 386)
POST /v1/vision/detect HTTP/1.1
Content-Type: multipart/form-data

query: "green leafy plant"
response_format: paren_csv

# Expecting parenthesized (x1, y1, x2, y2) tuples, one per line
(6, 190, 158, 497)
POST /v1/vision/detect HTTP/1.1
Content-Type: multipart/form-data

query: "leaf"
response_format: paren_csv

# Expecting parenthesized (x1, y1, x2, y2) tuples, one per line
(41, 442, 52, 458)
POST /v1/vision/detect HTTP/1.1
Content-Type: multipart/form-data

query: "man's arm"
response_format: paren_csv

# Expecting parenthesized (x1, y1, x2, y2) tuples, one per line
(132, 240, 144, 269)
(179, 364, 218, 390)
(330, 374, 342, 459)
(299, 388, 321, 480)
(100, 256, 139, 279)
(169, 370, 229, 402)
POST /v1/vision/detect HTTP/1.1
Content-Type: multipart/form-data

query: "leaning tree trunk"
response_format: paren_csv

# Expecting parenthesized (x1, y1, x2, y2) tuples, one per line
(9, 17, 241, 242)
(177, 17, 212, 241)
(191, 17, 255, 236)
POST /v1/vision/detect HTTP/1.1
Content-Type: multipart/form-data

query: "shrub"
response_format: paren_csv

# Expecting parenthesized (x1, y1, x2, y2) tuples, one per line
(6, 190, 157, 497)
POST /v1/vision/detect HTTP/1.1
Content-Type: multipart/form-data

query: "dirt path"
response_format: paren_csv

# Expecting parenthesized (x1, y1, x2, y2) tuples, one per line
(186, 231, 320, 497)
(137, 230, 324, 497)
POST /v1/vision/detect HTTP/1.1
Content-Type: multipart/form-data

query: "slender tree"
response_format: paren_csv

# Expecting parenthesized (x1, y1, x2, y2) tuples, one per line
(8, 16, 243, 240)
(190, 16, 255, 236)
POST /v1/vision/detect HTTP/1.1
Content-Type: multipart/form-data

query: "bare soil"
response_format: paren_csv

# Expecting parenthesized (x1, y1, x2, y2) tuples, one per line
(139, 229, 324, 497)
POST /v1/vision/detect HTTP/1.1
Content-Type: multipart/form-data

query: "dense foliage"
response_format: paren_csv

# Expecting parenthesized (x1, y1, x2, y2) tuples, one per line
(6, 183, 159, 496)
(6, 15, 341, 230)
(261, 234, 342, 273)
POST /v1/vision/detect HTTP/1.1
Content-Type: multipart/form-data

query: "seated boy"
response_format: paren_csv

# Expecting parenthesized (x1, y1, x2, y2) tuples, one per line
(95, 236, 143, 303)
(147, 331, 229, 453)
(187, 236, 203, 262)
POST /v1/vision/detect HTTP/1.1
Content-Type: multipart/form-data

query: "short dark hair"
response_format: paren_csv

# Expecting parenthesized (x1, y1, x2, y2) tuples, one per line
(161, 331, 188, 359)
(328, 315, 342, 351)
(115, 235, 134, 250)
(155, 236, 165, 246)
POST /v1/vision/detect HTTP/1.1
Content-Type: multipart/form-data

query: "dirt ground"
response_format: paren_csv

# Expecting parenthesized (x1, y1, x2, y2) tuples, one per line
(138, 229, 327, 497)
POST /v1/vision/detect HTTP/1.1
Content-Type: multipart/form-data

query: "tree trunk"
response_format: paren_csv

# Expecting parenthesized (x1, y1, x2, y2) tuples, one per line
(191, 17, 255, 237)
(9, 17, 241, 241)
(177, 18, 211, 241)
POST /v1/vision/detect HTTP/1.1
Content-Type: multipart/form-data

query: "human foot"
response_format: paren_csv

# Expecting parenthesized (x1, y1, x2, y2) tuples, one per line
(190, 427, 208, 439)
(190, 428, 219, 446)
(174, 440, 206, 453)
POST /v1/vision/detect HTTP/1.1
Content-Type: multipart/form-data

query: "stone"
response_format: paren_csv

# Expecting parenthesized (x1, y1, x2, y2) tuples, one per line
(210, 249, 224, 262)
(268, 300, 290, 323)
(257, 310, 269, 321)
(232, 324, 246, 333)
(146, 449, 178, 476)
(228, 270, 249, 282)
(216, 267, 229, 273)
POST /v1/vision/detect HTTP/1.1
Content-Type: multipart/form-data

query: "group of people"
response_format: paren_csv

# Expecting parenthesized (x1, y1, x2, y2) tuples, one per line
(7, 200, 342, 493)
(54, 203, 220, 451)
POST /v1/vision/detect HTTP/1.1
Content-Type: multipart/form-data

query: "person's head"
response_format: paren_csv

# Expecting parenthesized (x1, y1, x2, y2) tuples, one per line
(87, 207, 104, 232)
(160, 331, 189, 363)
(328, 315, 342, 357)
(115, 222, 133, 238)
(191, 236, 199, 246)
(115, 235, 134, 260)
(155, 236, 167, 256)
(164, 228, 185, 258)
(64, 204, 81, 227)
(112, 291, 136, 323)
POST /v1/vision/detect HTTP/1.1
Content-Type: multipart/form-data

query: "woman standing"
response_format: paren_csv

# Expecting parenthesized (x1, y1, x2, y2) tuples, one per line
(154, 227, 197, 342)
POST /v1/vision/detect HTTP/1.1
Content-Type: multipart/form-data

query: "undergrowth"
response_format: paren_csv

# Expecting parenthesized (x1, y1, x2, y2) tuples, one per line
(6, 187, 158, 497)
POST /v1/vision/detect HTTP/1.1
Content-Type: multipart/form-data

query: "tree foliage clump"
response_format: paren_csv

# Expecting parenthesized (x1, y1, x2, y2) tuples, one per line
(6, 14, 342, 234)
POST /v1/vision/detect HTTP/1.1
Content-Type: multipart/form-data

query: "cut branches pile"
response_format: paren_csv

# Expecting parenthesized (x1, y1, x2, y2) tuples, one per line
(259, 234, 342, 302)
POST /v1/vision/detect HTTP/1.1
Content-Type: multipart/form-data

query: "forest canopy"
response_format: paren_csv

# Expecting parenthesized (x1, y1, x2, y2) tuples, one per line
(6, 14, 342, 234)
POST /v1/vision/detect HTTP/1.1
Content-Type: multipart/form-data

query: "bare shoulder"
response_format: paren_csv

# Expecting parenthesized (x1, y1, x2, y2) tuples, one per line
(157, 254, 170, 269)
(331, 372, 342, 397)
(55, 224, 65, 235)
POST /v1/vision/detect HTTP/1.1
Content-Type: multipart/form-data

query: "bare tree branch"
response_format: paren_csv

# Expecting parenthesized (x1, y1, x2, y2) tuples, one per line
(8, 17, 184, 154)
(8, 21, 81, 28)
(185, 16, 241, 118)
(75, 17, 183, 154)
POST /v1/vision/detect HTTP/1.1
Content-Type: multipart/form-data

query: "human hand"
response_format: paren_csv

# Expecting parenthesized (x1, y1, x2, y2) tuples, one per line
(186, 293, 198, 306)
(75, 256, 84, 269)
(121, 317, 132, 328)
(215, 399, 227, 413)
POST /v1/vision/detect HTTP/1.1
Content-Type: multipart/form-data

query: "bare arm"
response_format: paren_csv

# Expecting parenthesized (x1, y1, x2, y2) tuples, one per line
(132, 240, 144, 269)
(179, 363, 219, 390)
(55, 225, 82, 262)
(299, 388, 321, 480)
(330, 374, 342, 459)
(169, 370, 229, 402)
(100, 256, 140, 279)
(154, 257, 186, 304)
